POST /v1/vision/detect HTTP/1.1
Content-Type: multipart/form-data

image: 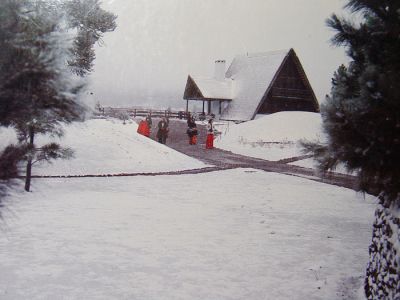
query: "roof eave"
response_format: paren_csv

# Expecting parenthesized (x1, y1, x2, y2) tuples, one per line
(184, 97, 232, 101)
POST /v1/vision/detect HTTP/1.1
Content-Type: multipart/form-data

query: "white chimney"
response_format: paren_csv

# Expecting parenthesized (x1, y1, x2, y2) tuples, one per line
(214, 60, 226, 81)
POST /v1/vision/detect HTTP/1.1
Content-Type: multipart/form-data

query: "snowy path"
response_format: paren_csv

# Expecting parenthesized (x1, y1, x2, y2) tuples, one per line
(25, 118, 359, 193)
(0, 169, 376, 299)
(147, 119, 361, 193)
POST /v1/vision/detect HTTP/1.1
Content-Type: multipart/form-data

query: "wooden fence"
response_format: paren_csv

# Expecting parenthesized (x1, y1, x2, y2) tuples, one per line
(129, 109, 187, 119)
(97, 107, 212, 121)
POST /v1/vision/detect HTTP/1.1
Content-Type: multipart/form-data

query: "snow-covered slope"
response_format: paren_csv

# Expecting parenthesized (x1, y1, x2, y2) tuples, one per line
(215, 111, 324, 161)
(28, 118, 207, 175)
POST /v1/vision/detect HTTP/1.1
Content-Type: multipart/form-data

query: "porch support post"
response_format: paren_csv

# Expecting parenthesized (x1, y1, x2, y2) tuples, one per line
(202, 100, 205, 114)
(186, 100, 189, 112)
(208, 100, 211, 114)
(219, 100, 222, 114)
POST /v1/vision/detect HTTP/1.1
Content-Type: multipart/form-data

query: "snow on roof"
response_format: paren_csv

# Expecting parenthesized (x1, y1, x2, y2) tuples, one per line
(191, 76, 233, 100)
(221, 49, 290, 121)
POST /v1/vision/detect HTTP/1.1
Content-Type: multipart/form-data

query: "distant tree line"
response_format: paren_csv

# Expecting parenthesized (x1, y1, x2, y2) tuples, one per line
(0, 0, 117, 195)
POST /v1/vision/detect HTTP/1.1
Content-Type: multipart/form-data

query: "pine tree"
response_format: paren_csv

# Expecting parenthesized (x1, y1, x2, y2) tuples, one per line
(321, 1, 400, 200)
(0, 0, 85, 191)
(64, 0, 117, 76)
(306, 0, 400, 298)
(0, 0, 117, 192)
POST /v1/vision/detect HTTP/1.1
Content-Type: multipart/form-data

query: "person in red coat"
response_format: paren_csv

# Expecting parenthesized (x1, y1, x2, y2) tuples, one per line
(187, 116, 198, 145)
(206, 118, 214, 149)
(137, 119, 150, 137)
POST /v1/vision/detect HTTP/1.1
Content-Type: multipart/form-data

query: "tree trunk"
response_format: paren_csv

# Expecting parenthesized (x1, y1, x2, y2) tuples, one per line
(24, 127, 34, 192)
(364, 194, 400, 299)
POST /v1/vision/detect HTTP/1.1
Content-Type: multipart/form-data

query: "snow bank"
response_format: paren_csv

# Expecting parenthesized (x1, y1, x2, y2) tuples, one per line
(215, 111, 324, 161)
(31, 118, 207, 175)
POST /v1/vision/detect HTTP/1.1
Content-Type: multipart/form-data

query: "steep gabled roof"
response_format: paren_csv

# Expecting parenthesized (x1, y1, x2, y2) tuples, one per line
(183, 48, 318, 121)
(221, 49, 290, 121)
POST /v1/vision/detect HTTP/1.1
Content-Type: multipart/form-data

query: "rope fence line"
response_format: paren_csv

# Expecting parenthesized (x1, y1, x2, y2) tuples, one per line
(22, 166, 235, 179)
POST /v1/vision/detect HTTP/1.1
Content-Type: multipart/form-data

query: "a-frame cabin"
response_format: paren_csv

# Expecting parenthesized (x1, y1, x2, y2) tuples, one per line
(183, 48, 319, 122)
(255, 49, 319, 115)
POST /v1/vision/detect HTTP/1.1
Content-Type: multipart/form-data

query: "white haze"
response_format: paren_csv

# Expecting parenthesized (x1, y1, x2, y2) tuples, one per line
(88, 0, 349, 109)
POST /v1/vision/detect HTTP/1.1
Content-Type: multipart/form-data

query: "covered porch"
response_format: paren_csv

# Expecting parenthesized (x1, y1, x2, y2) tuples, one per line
(184, 98, 232, 119)
(183, 75, 233, 119)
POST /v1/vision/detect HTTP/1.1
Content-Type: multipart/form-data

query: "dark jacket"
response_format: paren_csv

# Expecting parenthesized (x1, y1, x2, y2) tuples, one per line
(187, 119, 198, 137)
(157, 120, 169, 138)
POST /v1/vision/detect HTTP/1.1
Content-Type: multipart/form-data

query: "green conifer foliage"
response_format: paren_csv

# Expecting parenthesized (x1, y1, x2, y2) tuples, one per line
(0, 0, 117, 192)
(308, 1, 400, 298)
(318, 0, 400, 201)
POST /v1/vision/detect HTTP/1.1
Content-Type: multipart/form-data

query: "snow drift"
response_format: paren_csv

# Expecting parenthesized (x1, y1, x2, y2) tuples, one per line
(215, 111, 323, 161)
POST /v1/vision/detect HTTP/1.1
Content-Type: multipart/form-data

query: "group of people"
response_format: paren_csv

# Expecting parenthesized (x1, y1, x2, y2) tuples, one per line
(137, 113, 215, 149)
(137, 114, 169, 144)
(186, 113, 214, 149)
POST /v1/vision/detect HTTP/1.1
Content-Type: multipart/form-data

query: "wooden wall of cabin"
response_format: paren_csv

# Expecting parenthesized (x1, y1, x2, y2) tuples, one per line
(183, 77, 203, 100)
(257, 55, 318, 114)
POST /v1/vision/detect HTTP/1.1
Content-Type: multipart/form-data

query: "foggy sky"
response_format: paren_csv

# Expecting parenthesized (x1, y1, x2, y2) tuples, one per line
(89, 0, 349, 109)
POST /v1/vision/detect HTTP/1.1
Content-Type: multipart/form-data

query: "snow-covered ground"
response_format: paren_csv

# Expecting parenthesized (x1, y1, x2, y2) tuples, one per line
(215, 112, 324, 161)
(29, 118, 207, 175)
(1, 118, 207, 175)
(1, 169, 375, 300)
(214, 111, 357, 174)
(0, 116, 375, 299)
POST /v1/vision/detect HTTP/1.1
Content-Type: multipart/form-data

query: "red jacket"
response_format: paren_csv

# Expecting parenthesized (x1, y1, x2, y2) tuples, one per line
(137, 120, 150, 137)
